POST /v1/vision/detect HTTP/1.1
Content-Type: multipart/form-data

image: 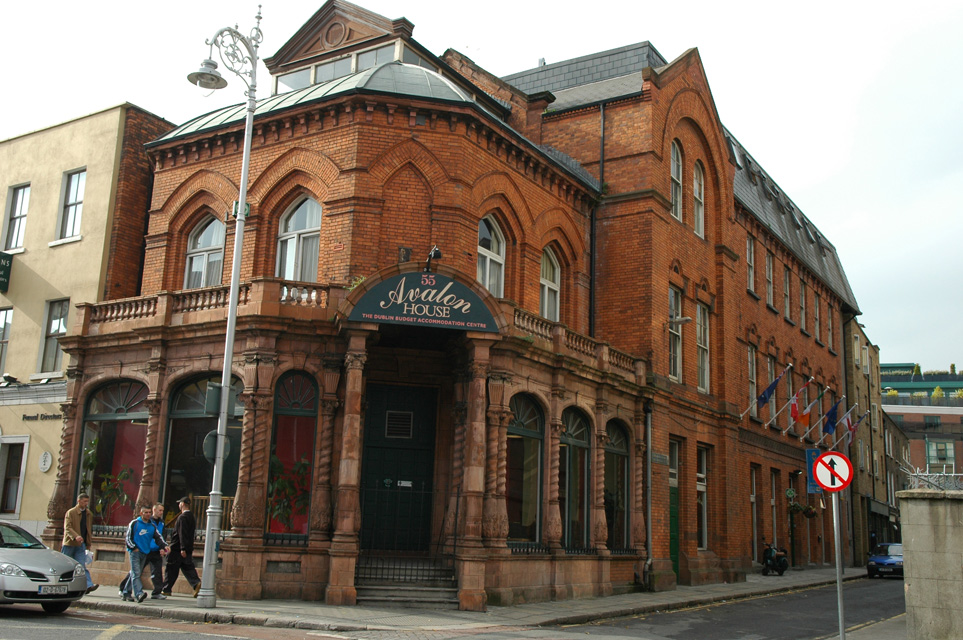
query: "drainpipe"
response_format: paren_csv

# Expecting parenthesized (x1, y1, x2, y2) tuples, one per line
(644, 399, 653, 586)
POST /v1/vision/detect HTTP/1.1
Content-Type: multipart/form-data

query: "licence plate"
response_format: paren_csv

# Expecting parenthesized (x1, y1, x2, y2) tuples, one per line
(879, 567, 893, 572)
(39, 585, 68, 595)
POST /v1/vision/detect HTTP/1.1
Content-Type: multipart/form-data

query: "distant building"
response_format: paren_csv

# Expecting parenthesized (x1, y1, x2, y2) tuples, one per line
(881, 363, 963, 474)
(0, 105, 171, 535)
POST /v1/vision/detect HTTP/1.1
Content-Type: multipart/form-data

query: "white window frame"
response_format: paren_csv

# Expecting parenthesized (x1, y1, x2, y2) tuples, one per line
(276, 198, 321, 282)
(539, 248, 560, 322)
(765, 252, 774, 306)
(748, 344, 758, 418)
(826, 306, 833, 350)
(854, 335, 861, 365)
(696, 303, 709, 393)
(799, 279, 807, 331)
(0, 435, 29, 517)
(59, 169, 86, 240)
(39, 299, 70, 375)
(786, 370, 795, 429)
(767, 355, 777, 418)
(5, 184, 29, 250)
(477, 216, 505, 297)
(696, 446, 708, 550)
(693, 162, 705, 237)
(668, 440, 680, 488)
(670, 141, 683, 221)
(783, 267, 791, 318)
(668, 287, 683, 381)
(814, 293, 821, 340)
(746, 236, 755, 292)
(183, 216, 225, 289)
(0, 307, 11, 375)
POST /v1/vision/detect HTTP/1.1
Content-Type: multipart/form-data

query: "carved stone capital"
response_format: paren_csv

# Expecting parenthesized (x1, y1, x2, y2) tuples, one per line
(320, 398, 341, 416)
(344, 352, 367, 371)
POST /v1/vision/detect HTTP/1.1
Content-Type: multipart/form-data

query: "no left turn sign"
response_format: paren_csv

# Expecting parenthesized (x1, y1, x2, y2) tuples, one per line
(813, 452, 853, 492)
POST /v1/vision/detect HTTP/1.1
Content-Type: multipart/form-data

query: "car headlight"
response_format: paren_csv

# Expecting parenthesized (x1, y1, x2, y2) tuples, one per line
(0, 563, 26, 577)
(896, 561, 903, 566)
(74, 563, 87, 576)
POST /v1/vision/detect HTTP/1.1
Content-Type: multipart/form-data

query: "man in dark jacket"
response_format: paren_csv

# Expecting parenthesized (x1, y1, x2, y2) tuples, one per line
(162, 496, 201, 597)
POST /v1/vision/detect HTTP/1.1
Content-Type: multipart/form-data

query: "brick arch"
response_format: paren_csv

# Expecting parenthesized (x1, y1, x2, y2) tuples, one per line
(247, 147, 339, 204)
(159, 169, 238, 223)
(252, 172, 328, 278)
(367, 138, 449, 189)
(472, 172, 534, 229)
(532, 206, 585, 262)
(164, 190, 234, 292)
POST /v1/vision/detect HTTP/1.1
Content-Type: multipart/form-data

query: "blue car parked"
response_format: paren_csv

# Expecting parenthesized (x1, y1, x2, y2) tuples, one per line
(867, 543, 903, 578)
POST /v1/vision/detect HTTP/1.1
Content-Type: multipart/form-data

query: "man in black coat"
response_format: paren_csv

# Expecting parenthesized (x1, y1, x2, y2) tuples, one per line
(162, 497, 201, 596)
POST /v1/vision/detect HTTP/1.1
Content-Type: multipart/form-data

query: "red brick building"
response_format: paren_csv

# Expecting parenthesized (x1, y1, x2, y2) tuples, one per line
(44, 1, 858, 608)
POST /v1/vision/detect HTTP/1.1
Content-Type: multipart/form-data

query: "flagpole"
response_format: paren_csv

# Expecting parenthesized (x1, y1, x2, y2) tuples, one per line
(795, 386, 830, 441)
(741, 363, 792, 419)
(815, 395, 845, 445)
(778, 376, 815, 434)
(831, 407, 867, 450)
(827, 403, 859, 449)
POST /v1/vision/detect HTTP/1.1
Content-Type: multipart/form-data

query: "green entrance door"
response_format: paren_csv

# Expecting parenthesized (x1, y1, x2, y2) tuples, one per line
(360, 384, 437, 551)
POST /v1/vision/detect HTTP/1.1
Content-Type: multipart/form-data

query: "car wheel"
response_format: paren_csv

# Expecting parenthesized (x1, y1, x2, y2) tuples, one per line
(41, 601, 71, 614)
(762, 566, 769, 576)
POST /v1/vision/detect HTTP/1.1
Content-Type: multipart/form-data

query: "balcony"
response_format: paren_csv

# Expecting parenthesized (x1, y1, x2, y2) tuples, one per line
(882, 396, 963, 407)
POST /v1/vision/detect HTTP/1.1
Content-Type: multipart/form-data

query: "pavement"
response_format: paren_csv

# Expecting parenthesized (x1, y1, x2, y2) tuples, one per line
(74, 567, 906, 639)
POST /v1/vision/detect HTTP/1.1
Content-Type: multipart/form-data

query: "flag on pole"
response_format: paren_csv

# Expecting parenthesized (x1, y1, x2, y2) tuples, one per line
(789, 378, 813, 422)
(847, 411, 868, 445)
(797, 387, 825, 428)
(822, 398, 843, 436)
(757, 365, 790, 410)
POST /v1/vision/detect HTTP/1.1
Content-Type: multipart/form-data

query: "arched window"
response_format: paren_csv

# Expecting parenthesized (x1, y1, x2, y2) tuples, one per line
(507, 394, 543, 543)
(670, 140, 683, 221)
(184, 216, 225, 289)
(80, 381, 149, 526)
(604, 420, 630, 550)
(477, 216, 505, 297)
(267, 372, 318, 539)
(560, 407, 591, 549)
(539, 248, 560, 322)
(693, 161, 705, 238)
(164, 375, 243, 527)
(276, 198, 321, 282)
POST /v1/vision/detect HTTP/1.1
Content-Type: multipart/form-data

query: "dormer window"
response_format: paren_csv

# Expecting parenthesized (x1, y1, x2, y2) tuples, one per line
(277, 68, 311, 93)
(357, 44, 395, 72)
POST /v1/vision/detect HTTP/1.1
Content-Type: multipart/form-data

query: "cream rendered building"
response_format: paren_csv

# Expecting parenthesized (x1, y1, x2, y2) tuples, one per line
(0, 105, 170, 535)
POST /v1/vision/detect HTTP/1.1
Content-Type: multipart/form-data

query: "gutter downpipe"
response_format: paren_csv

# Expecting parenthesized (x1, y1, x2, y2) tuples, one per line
(644, 399, 654, 587)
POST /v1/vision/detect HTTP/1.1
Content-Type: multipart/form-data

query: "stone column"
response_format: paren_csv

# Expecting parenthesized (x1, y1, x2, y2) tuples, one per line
(482, 373, 510, 549)
(310, 398, 341, 542)
(325, 332, 368, 606)
(592, 401, 610, 552)
(229, 392, 272, 540)
(44, 403, 79, 545)
(135, 399, 162, 507)
(632, 436, 647, 552)
(545, 412, 564, 549)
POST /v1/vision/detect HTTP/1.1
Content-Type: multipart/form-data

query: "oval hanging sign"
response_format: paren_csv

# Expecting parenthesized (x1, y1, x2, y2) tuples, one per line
(348, 272, 498, 332)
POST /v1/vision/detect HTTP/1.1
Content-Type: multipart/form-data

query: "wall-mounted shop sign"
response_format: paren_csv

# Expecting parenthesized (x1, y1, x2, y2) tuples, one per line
(0, 252, 11, 293)
(349, 272, 498, 332)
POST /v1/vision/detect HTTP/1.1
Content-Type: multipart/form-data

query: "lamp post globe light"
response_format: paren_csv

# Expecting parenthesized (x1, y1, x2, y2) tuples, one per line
(187, 6, 263, 609)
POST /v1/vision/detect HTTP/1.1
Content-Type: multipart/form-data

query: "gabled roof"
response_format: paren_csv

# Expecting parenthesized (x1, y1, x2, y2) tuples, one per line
(726, 129, 860, 314)
(264, 0, 402, 73)
(502, 42, 667, 95)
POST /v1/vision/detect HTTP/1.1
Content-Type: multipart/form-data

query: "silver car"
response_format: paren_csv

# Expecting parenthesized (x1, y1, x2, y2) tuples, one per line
(0, 522, 87, 613)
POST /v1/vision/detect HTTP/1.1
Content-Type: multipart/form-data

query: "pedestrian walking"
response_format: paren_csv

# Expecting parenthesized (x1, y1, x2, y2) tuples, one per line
(121, 506, 168, 603)
(162, 496, 202, 597)
(119, 503, 168, 599)
(62, 493, 99, 594)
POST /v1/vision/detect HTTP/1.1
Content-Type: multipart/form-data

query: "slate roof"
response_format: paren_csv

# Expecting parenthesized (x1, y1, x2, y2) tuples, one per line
(502, 42, 667, 95)
(547, 74, 643, 113)
(726, 129, 860, 314)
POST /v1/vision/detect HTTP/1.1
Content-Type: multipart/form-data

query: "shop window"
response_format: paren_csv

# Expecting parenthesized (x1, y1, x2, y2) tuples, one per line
(276, 198, 321, 282)
(79, 381, 149, 526)
(604, 421, 629, 550)
(184, 216, 224, 289)
(0, 438, 27, 514)
(507, 394, 543, 544)
(267, 372, 318, 538)
(539, 248, 560, 322)
(559, 407, 590, 550)
(477, 216, 504, 297)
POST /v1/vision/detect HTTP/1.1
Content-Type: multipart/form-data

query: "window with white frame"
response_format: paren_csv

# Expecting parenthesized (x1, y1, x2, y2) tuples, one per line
(814, 293, 821, 339)
(861, 346, 869, 374)
(184, 216, 225, 289)
(477, 216, 505, 297)
(765, 252, 774, 306)
(696, 446, 709, 549)
(668, 440, 680, 487)
(858, 439, 865, 469)
(276, 68, 311, 92)
(40, 299, 69, 373)
(873, 453, 879, 477)
(60, 170, 86, 239)
(5, 185, 29, 250)
(799, 279, 807, 331)
(0, 436, 28, 514)
(276, 198, 321, 282)
(767, 355, 777, 419)
(315, 57, 352, 83)
(854, 335, 861, 365)
(783, 267, 791, 318)
(357, 44, 395, 72)
(693, 162, 705, 237)
(871, 402, 878, 430)
(746, 236, 755, 292)
(670, 141, 683, 221)
(539, 248, 560, 322)
(827, 306, 833, 350)
(748, 344, 758, 418)
(668, 287, 683, 380)
(697, 303, 709, 393)
(786, 369, 794, 429)
(0, 308, 10, 374)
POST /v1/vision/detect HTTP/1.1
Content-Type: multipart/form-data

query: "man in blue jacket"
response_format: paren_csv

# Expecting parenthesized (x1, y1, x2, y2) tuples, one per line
(119, 503, 168, 599)
(122, 506, 169, 603)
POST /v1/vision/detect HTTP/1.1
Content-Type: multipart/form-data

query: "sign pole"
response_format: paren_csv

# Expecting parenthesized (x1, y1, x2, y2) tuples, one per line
(832, 490, 845, 640)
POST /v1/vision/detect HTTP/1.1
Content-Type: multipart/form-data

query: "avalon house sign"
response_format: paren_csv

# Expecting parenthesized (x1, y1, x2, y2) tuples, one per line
(348, 272, 498, 332)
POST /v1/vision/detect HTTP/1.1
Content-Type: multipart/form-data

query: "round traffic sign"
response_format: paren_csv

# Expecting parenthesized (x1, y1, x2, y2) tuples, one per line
(812, 452, 853, 492)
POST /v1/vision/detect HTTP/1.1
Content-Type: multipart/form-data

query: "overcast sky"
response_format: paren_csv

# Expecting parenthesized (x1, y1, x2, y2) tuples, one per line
(3, 0, 961, 371)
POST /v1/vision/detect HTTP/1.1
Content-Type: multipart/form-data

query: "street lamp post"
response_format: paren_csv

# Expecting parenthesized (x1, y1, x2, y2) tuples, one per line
(186, 6, 263, 609)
